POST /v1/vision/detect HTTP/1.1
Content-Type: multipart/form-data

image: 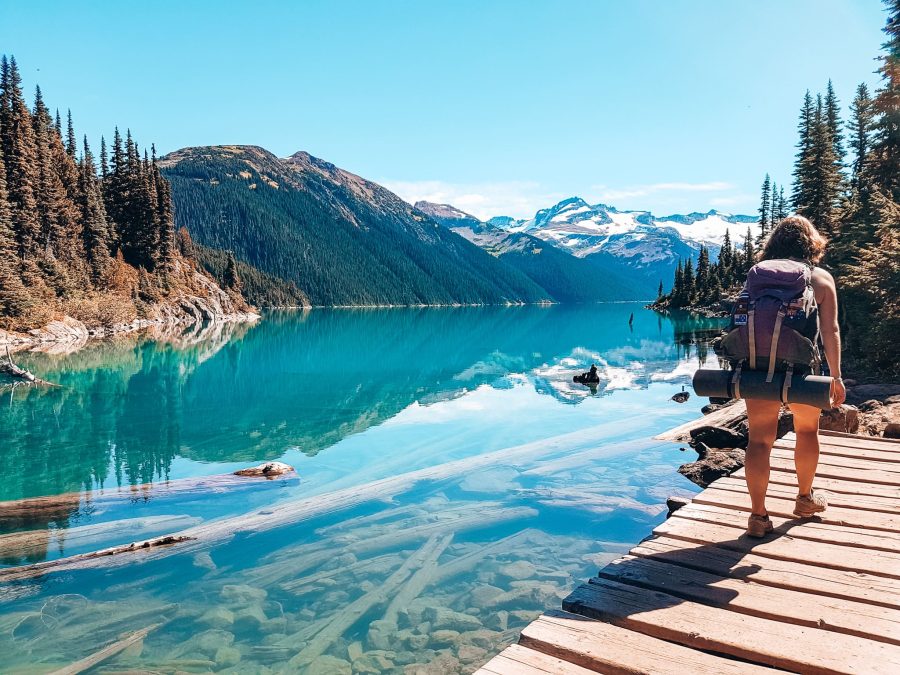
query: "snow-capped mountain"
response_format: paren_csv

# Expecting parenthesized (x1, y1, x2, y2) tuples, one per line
(490, 196, 757, 261)
(420, 197, 758, 299)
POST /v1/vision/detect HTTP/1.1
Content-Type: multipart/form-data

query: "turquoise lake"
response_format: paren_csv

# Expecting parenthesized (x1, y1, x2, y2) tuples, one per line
(0, 304, 722, 674)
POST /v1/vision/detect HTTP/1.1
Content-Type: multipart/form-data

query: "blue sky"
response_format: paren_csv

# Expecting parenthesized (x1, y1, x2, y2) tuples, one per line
(1, 1, 888, 219)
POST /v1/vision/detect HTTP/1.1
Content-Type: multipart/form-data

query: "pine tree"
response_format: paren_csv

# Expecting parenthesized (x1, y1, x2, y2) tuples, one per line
(742, 226, 755, 273)
(99, 135, 108, 180)
(224, 251, 242, 293)
(0, 140, 31, 319)
(769, 180, 779, 229)
(802, 94, 844, 237)
(758, 173, 771, 241)
(824, 79, 845, 164)
(775, 185, 787, 221)
(792, 91, 816, 213)
(79, 136, 111, 279)
(695, 246, 710, 303)
(65, 109, 76, 159)
(682, 257, 695, 305)
(870, 0, 900, 204)
(657, 280, 664, 300)
(672, 258, 684, 305)
(1, 56, 42, 261)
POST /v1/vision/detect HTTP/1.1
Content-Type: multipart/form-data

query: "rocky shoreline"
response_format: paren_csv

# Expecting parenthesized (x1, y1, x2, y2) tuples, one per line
(0, 301, 259, 354)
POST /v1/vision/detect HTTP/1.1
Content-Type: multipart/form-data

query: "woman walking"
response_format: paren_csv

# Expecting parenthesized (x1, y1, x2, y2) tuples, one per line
(741, 216, 846, 538)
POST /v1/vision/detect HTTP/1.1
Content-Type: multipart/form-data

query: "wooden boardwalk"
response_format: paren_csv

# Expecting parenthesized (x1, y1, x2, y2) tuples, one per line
(476, 430, 900, 674)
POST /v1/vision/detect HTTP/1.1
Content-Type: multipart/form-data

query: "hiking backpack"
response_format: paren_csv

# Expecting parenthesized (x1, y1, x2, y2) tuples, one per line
(717, 259, 822, 391)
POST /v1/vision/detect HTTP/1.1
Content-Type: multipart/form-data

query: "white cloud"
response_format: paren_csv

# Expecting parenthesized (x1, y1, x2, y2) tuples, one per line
(381, 179, 566, 221)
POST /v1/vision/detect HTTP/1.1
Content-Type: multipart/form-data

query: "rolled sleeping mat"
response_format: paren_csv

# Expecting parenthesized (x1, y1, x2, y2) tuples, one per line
(692, 368, 834, 409)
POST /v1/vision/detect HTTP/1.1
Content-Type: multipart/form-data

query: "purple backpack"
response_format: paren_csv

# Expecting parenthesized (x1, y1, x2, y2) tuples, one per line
(718, 259, 821, 382)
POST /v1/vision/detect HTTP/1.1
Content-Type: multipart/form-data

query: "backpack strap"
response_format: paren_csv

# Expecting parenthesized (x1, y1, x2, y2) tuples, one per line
(748, 305, 757, 369)
(766, 306, 786, 383)
(781, 364, 794, 403)
(731, 362, 743, 399)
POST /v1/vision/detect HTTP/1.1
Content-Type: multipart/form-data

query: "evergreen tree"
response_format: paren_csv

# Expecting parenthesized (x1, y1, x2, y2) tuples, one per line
(802, 94, 844, 236)
(720, 228, 734, 285)
(870, 0, 900, 204)
(79, 136, 111, 279)
(682, 257, 695, 305)
(99, 135, 108, 180)
(672, 258, 684, 305)
(742, 226, 755, 273)
(0, 141, 31, 318)
(824, 79, 845, 164)
(775, 185, 787, 221)
(695, 245, 711, 303)
(224, 250, 242, 293)
(792, 90, 816, 213)
(758, 173, 771, 241)
(1, 56, 42, 261)
(65, 109, 76, 159)
(657, 280, 664, 300)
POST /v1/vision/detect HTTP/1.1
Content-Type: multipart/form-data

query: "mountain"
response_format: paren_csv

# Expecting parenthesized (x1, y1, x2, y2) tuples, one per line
(159, 146, 549, 306)
(416, 201, 634, 302)
(487, 197, 758, 297)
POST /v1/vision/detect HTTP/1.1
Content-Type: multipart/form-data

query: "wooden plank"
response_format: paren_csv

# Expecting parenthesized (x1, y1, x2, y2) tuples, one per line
(563, 579, 900, 674)
(770, 447, 900, 474)
(769, 458, 900, 486)
(819, 429, 900, 448)
(595, 556, 900, 645)
(774, 439, 900, 463)
(475, 642, 600, 675)
(631, 536, 900, 609)
(654, 401, 747, 442)
(693, 487, 900, 532)
(653, 515, 900, 578)
(517, 610, 774, 675)
(732, 466, 900, 499)
(711, 476, 900, 514)
(671, 501, 900, 553)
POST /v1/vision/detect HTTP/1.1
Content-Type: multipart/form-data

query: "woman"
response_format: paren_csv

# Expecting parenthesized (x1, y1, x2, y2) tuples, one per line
(744, 216, 846, 538)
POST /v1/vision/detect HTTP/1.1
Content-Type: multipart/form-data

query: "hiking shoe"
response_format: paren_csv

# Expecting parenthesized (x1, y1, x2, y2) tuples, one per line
(794, 489, 828, 517)
(746, 514, 774, 538)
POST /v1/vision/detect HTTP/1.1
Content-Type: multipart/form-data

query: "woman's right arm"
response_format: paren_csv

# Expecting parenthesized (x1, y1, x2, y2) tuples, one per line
(813, 268, 845, 405)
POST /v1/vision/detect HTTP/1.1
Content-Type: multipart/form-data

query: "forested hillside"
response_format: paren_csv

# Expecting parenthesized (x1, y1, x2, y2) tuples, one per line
(0, 55, 250, 333)
(160, 146, 550, 306)
(657, 0, 900, 376)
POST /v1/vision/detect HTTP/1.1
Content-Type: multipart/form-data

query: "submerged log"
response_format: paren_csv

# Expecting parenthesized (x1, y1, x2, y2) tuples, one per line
(287, 535, 447, 666)
(0, 423, 614, 582)
(1, 346, 58, 386)
(47, 623, 162, 675)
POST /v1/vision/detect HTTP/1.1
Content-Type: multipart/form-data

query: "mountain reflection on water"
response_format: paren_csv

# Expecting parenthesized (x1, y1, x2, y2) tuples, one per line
(0, 304, 723, 506)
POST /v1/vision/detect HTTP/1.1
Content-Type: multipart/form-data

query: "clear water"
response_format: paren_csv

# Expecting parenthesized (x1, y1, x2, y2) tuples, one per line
(0, 305, 720, 674)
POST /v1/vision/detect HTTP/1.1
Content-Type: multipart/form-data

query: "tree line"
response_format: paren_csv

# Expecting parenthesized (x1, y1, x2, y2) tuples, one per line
(658, 0, 900, 375)
(0, 54, 178, 330)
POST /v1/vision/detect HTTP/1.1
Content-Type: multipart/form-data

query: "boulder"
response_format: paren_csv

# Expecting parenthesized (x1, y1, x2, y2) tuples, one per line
(304, 655, 352, 675)
(678, 448, 746, 488)
(220, 584, 267, 605)
(468, 585, 504, 609)
(859, 399, 884, 412)
(458, 643, 489, 665)
(846, 383, 900, 406)
(819, 405, 860, 434)
(885, 422, 900, 439)
(425, 607, 482, 632)
(199, 607, 234, 630)
(214, 645, 242, 668)
(429, 629, 460, 647)
(689, 425, 748, 450)
(498, 560, 536, 581)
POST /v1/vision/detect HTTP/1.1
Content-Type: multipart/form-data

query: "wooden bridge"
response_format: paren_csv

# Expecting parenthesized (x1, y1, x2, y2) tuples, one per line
(476, 430, 900, 674)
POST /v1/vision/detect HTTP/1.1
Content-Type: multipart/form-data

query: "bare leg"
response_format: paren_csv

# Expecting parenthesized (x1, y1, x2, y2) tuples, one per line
(744, 398, 781, 516)
(789, 403, 821, 495)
